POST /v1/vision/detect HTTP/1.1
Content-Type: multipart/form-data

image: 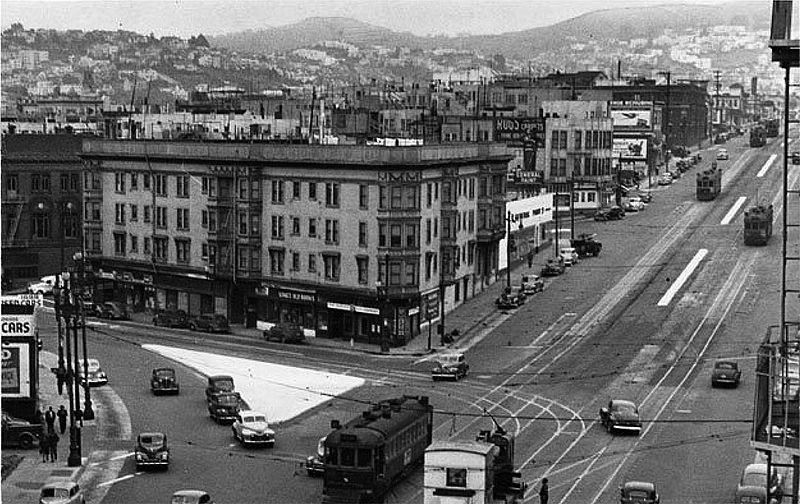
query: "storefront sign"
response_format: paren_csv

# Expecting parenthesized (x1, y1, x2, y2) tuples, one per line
(327, 302, 379, 315)
(2, 342, 31, 398)
(278, 290, 316, 303)
(494, 117, 546, 144)
(424, 291, 440, 320)
(354, 306, 380, 315)
(1, 294, 43, 307)
(327, 302, 352, 311)
(0, 315, 36, 337)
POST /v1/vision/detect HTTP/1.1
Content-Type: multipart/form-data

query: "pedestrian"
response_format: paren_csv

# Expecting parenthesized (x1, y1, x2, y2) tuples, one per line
(48, 431, 59, 462)
(527, 252, 533, 268)
(35, 407, 44, 426)
(56, 405, 68, 434)
(39, 433, 50, 463)
(44, 406, 56, 434)
(539, 477, 549, 504)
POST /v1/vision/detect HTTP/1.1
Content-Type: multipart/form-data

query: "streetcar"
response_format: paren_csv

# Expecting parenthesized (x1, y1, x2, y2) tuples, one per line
(743, 204, 774, 246)
(763, 118, 779, 138)
(322, 395, 433, 503)
(696, 167, 722, 201)
(749, 127, 766, 147)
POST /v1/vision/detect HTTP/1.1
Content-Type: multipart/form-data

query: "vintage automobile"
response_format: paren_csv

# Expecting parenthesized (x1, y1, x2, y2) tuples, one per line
(96, 301, 130, 320)
(431, 353, 469, 381)
(188, 314, 230, 333)
(540, 259, 566, 277)
(263, 322, 306, 344)
(594, 206, 625, 221)
(152, 309, 189, 328)
(171, 490, 215, 504)
(599, 399, 642, 434)
(619, 481, 660, 504)
(231, 410, 276, 447)
(134, 432, 170, 471)
(150, 367, 180, 395)
(2, 411, 42, 449)
(735, 463, 784, 504)
(208, 391, 241, 424)
(711, 360, 741, 388)
(571, 233, 603, 258)
(560, 247, 580, 266)
(520, 275, 544, 295)
(637, 191, 653, 204)
(39, 477, 85, 504)
(27, 275, 56, 296)
(495, 288, 526, 309)
(305, 436, 327, 477)
(205, 375, 235, 402)
(657, 173, 673, 186)
(77, 358, 108, 386)
(716, 148, 729, 160)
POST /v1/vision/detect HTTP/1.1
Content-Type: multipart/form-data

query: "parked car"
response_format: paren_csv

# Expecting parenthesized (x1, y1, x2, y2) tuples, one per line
(667, 169, 681, 180)
(540, 259, 566, 277)
(637, 191, 653, 203)
(627, 197, 647, 211)
(77, 358, 108, 386)
(657, 174, 673, 186)
(150, 367, 180, 395)
(263, 323, 306, 344)
(152, 309, 188, 328)
(560, 247, 580, 266)
(571, 233, 603, 258)
(205, 375, 235, 402)
(716, 148, 729, 160)
(171, 490, 215, 504)
(495, 288, 526, 309)
(594, 206, 625, 221)
(134, 432, 170, 471)
(619, 481, 660, 504)
(520, 274, 544, 295)
(27, 275, 56, 296)
(599, 399, 642, 434)
(188, 314, 229, 333)
(2, 411, 42, 449)
(305, 436, 327, 476)
(96, 301, 130, 320)
(671, 145, 690, 158)
(39, 477, 85, 504)
(208, 391, 241, 424)
(431, 353, 469, 381)
(711, 360, 741, 388)
(735, 463, 784, 504)
(232, 410, 276, 447)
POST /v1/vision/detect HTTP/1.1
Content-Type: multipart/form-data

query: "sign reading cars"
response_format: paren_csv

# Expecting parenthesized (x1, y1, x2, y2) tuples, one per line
(494, 117, 546, 144)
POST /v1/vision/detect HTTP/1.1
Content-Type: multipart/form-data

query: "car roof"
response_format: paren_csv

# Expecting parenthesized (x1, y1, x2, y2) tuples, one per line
(715, 360, 737, 367)
(154, 367, 175, 372)
(138, 431, 165, 438)
(209, 374, 233, 381)
(238, 410, 266, 418)
(173, 490, 210, 497)
(623, 480, 655, 492)
(744, 463, 767, 475)
(611, 399, 636, 408)
(42, 477, 77, 489)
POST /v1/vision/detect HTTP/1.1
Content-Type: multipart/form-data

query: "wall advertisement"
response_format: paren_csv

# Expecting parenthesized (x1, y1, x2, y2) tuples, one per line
(2, 342, 31, 398)
(611, 109, 653, 130)
(613, 137, 648, 160)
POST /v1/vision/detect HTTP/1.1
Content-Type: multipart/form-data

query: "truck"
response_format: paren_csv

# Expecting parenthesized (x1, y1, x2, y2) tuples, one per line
(571, 233, 602, 258)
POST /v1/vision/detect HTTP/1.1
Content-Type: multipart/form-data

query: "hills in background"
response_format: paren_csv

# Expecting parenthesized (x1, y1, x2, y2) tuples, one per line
(211, 1, 770, 58)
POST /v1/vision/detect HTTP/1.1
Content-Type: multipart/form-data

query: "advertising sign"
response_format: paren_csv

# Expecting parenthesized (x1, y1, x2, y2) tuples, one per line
(613, 137, 648, 160)
(494, 117, 546, 144)
(2, 342, 31, 398)
(611, 109, 653, 130)
(0, 314, 36, 337)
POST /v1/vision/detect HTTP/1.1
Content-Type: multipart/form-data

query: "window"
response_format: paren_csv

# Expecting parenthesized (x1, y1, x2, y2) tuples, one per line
(446, 468, 467, 488)
(86, 202, 100, 222)
(130, 204, 138, 222)
(559, 130, 568, 149)
(379, 186, 387, 209)
(271, 180, 284, 204)
(64, 215, 78, 239)
(143, 205, 151, 223)
(405, 223, 418, 248)
(130, 235, 138, 253)
(202, 210, 208, 228)
(340, 447, 355, 467)
(404, 186, 418, 208)
(469, 178, 475, 199)
(238, 212, 248, 235)
(143, 237, 151, 255)
(390, 224, 402, 247)
(154, 237, 168, 262)
(175, 239, 190, 264)
(208, 209, 217, 232)
(425, 252, 434, 281)
(269, 249, 285, 275)
(575, 130, 582, 150)
(325, 219, 339, 244)
(357, 257, 368, 284)
(389, 262, 401, 286)
(358, 222, 367, 247)
(291, 217, 300, 236)
(251, 248, 261, 272)
(291, 252, 300, 271)
(156, 206, 167, 229)
(405, 260, 417, 285)
(250, 214, 260, 236)
(250, 179, 260, 200)
(323, 254, 340, 281)
(154, 174, 167, 196)
(479, 177, 487, 197)
(325, 183, 340, 207)
(238, 178, 248, 199)
(359, 184, 369, 209)
(115, 203, 126, 224)
(433, 217, 438, 238)
(426, 219, 431, 244)
(115, 172, 126, 193)
(308, 254, 317, 272)
(60, 174, 70, 191)
(390, 187, 402, 209)
(144, 172, 151, 190)
(177, 208, 189, 231)
(32, 174, 50, 192)
(427, 183, 432, 207)
(201, 176, 216, 196)
(176, 175, 189, 198)
(468, 210, 474, 232)
(292, 181, 301, 199)
(6, 174, 18, 193)
(357, 448, 372, 468)
(308, 182, 317, 200)
(32, 213, 49, 239)
(271, 215, 285, 239)
(130, 172, 138, 190)
(202, 243, 209, 261)
(308, 218, 317, 237)
(238, 247, 249, 269)
(113, 233, 126, 256)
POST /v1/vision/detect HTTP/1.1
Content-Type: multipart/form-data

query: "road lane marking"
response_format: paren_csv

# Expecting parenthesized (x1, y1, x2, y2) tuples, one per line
(89, 452, 133, 466)
(720, 196, 747, 225)
(97, 473, 136, 487)
(657, 249, 708, 307)
(557, 446, 608, 504)
(756, 154, 777, 177)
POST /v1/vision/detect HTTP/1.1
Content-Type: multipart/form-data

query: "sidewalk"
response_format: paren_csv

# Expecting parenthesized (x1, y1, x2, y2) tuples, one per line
(1, 352, 91, 503)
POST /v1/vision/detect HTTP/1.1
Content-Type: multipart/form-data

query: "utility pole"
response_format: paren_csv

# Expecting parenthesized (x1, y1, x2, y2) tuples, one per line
(714, 70, 722, 134)
(657, 71, 671, 168)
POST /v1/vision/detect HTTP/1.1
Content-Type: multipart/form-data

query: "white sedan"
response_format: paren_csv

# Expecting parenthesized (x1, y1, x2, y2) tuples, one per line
(232, 410, 275, 447)
(77, 358, 108, 386)
(716, 149, 729, 160)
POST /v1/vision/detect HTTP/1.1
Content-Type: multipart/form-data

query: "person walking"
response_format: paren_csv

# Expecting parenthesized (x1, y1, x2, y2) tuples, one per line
(56, 405, 68, 434)
(39, 434, 50, 463)
(539, 478, 549, 504)
(44, 406, 56, 434)
(47, 431, 59, 462)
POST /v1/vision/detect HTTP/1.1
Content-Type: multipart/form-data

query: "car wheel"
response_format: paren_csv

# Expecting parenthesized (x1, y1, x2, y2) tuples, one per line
(19, 433, 34, 449)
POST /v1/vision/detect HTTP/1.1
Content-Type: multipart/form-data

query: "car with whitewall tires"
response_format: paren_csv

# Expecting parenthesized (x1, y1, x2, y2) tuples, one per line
(232, 410, 275, 447)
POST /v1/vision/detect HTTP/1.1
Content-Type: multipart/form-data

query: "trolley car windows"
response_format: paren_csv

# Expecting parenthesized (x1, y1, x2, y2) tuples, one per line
(357, 448, 372, 467)
(446, 468, 467, 487)
(340, 447, 356, 466)
(328, 447, 337, 465)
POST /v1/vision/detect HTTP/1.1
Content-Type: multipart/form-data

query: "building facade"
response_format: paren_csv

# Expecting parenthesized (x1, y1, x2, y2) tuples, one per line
(80, 140, 511, 347)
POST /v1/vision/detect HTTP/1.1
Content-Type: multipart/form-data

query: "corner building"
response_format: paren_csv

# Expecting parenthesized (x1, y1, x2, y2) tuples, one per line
(81, 140, 511, 346)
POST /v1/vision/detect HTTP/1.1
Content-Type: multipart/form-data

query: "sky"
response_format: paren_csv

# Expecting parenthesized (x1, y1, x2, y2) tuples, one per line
(2, 0, 738, 38)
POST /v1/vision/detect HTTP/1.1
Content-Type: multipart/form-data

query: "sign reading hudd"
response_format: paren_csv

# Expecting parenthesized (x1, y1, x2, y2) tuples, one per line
(494, 117, 546, 144)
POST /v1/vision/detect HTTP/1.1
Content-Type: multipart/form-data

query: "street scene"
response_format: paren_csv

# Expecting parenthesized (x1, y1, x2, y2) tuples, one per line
(1, 1, 799, 503)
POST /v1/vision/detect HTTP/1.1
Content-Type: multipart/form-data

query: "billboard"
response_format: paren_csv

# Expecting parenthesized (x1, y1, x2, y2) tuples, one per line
(613, 137, 648, 160)
(611, 109, 653, 130)
(2, 342, 32, 398)
(494, 117, 546, 145)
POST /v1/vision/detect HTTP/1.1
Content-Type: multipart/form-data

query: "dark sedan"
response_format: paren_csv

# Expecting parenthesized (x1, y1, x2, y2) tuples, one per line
(711, 360, 741, 387)
(96, 301, 130, 320)
(599, 399, 642, 435)
(153, 309, 189, 328)
(188, 314, 229, 333)
(151, 367, 180, 395)
(594, 206, 625, 221)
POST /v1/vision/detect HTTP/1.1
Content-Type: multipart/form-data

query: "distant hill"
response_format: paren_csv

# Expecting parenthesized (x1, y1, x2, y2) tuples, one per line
(211, 2, 770, 58)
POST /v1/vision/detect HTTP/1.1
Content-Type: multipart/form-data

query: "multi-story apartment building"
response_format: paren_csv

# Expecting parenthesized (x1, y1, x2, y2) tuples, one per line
(81, 140, 511, 347)
(1, 135, 84, 282)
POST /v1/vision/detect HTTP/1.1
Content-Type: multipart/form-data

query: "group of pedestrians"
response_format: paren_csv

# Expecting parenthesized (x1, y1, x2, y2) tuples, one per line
(37, 405, 68, 463)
